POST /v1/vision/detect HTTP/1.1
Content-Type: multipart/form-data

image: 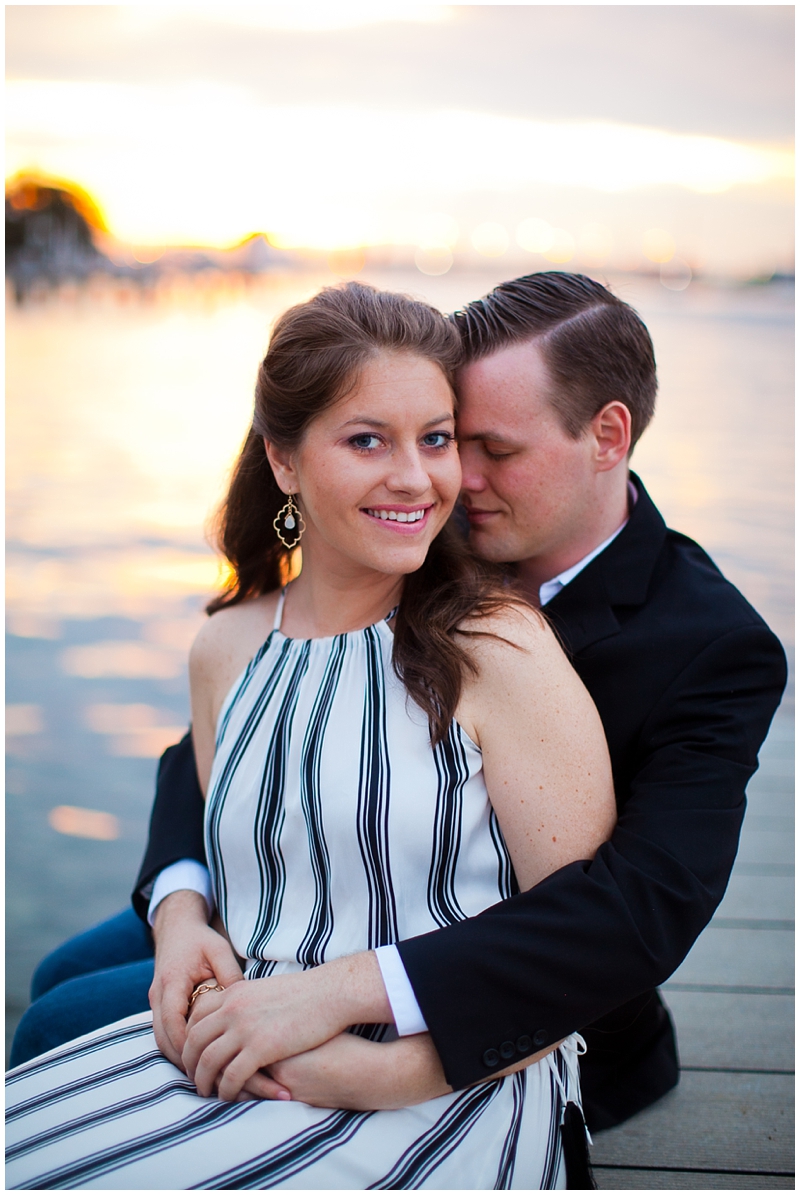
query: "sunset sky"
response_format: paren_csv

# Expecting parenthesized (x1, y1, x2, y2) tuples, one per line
(6, 4, 794, 276)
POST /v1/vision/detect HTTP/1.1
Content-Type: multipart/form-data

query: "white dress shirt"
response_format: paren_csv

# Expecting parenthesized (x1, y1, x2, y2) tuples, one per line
(149, 494, 634, 1033)
(147, 859, 214, 927)
(537, 515, 630, 607)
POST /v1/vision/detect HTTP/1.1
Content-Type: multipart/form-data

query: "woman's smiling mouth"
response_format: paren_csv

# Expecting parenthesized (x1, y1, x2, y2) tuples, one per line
(363, 505, 432, 529)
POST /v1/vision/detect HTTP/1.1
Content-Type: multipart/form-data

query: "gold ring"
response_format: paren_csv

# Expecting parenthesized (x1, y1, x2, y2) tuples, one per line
(188, 981, 225, 1009)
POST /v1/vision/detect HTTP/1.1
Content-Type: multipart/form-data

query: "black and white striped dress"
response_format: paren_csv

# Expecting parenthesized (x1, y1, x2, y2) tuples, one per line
(6, 596, 583, 1190)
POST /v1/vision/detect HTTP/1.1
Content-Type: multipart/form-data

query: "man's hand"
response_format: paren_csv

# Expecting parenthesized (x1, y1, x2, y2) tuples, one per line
(258, 1031, 557, 1111)
(268, 1032, 452, 1111)
(149, 890, 243, 1069)
(182, 951, 392, 1102)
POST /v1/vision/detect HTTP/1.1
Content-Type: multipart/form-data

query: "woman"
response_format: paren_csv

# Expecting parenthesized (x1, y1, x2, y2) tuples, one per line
(7, 283, 615, 1190)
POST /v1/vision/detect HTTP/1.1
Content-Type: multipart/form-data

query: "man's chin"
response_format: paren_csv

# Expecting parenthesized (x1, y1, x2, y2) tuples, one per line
(468, 527, 522, 564)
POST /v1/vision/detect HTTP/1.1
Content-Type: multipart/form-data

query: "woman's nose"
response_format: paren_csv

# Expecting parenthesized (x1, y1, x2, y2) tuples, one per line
(386, 447, 431, 494)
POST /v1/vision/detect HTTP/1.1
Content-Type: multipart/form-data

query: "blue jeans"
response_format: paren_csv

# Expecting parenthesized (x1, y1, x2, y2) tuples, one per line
(10, 909, 155, 1068)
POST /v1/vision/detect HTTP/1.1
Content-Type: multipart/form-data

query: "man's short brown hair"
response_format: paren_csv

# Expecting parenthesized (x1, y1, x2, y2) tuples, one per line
(452, 272, 657, 448)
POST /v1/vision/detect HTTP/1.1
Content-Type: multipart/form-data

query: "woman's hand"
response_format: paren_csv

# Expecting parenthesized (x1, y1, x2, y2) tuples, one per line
(268, 1032, 452, 1111)
(149, 890, 244, 1069)
(182, 952, 392, 1102)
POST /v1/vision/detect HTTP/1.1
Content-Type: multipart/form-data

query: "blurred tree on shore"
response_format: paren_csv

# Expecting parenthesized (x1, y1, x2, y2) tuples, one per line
(6, 175, 112, 301)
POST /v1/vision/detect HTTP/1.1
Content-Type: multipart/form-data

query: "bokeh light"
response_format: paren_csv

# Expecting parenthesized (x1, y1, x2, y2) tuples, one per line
(544, 228, 576, 264)
(517, 218, 555, 254)
(578, 223, 613, 265)
(414, 246, 453, 276)
(643, 228, 677, 264)
(659, 259, 693, 292)
(471, 222, 510, 257)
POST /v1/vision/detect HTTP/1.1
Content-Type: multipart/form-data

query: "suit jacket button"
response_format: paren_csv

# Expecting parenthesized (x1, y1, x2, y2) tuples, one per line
(482, 1048, 500, 1068)
(500, 1040, 516, 1060)
(516, 1034, 532, 1053)
(533, 1030, 548, 1047)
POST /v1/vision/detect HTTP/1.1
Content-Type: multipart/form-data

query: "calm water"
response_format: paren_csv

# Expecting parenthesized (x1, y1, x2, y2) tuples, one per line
(6, 270, 794, 1054)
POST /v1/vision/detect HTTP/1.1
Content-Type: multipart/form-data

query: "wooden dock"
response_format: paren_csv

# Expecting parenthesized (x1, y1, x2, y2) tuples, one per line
(591, 707, 794, 1190)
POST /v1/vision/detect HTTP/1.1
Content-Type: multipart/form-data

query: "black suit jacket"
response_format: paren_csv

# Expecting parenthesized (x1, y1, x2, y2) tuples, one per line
(133, 475, 786, 1126)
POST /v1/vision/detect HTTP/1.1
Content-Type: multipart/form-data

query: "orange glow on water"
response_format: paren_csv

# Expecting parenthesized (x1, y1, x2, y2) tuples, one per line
(48, 805, 120, 840)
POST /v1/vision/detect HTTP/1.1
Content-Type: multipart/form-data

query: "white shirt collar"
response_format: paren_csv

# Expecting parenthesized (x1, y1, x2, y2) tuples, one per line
(538, 480, 637, 608)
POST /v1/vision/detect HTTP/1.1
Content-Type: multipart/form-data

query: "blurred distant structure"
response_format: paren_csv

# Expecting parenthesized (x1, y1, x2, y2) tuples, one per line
(6, 170, 791, 306)
(6, 177, 111, 301)
(5, 175, 293, 303)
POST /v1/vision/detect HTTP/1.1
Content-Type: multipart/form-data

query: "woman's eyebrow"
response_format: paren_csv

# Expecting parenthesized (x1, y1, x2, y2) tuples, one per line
(339, 416, 391, 429)
(338, 413, 454, 430)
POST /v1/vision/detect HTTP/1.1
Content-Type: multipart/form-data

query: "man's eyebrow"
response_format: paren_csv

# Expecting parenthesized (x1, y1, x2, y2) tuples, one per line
(458, 430, 515, 443)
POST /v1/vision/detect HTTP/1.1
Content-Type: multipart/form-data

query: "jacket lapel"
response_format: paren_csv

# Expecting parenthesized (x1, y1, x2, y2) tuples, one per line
(545, 474, 667, 656)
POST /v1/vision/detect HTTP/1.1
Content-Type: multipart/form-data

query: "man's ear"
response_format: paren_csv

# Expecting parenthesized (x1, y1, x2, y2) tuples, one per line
(263, 438, 299, 495)
(590, 402, 631, 472)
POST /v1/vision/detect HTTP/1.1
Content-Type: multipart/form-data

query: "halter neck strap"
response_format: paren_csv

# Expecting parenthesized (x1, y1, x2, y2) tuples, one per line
(273, 587, 287, 633)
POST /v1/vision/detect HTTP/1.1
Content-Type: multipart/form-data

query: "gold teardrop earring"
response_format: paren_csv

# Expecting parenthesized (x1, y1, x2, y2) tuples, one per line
(273, 493, 305, 550)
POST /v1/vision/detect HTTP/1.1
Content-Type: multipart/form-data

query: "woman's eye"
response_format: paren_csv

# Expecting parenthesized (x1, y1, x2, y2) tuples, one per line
(422, 431, 454, 449)
(349, 433, 382, 451)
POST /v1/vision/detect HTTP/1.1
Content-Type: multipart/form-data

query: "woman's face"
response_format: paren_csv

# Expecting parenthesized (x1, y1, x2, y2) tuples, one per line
(269, 351, 461, 581)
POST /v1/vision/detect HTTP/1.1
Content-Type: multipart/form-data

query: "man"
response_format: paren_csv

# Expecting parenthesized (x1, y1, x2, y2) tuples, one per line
(12, 273, 786, 1135)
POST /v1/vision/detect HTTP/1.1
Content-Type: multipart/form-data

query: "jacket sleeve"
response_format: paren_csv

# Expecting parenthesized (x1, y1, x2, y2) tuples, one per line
(396, 623, 787, 1090)
(131, 731, 207, 921)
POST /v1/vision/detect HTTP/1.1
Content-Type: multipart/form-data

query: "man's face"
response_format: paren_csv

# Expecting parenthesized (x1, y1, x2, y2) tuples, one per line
(456, 340, 597, 565)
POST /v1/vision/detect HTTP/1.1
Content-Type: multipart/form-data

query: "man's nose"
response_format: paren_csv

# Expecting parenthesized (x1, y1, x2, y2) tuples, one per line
(459, 445, 488, 493)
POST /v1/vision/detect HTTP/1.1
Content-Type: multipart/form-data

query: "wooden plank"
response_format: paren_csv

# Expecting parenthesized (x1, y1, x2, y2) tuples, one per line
(589, 1071, 793, 1174)
(751, 744, 795, 771)
(746, 779, 795, 804)
(742, 801, 795, 826)
(670, 927, 793, 990)
(595, 1166, 794, 1189)
(749, 740, 794, 763)
(716, 875, 794, 920)
(663, 990, 793, 1071)
(745, 788, 793, 809)
(756, 747, 795, 770)
(741, 815, 794, 833)
(750, 724, 793, 773)
(743, 786, 795, 816)
(764, 708, 793, 732)
(745, 724, 794, 800)
(736, 829, 794, 866)
(733, 863, 793, 878)
(751, 737, 794, 765)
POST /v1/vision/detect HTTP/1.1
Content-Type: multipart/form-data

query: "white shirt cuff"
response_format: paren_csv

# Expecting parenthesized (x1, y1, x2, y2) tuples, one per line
(147, 859, 214, 927)
(374, 944, 428, 1036)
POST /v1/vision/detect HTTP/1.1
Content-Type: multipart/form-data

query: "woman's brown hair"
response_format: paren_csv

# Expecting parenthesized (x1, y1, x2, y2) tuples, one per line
(207, 281, 510, 745)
